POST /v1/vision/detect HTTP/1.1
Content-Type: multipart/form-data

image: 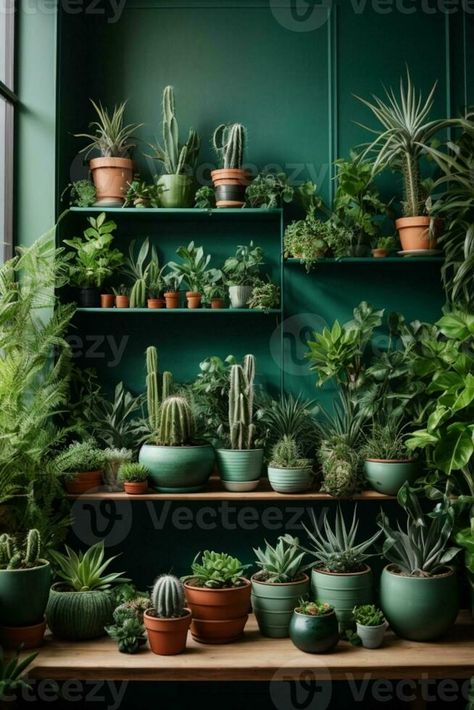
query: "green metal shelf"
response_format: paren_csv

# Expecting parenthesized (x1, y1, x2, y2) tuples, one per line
(286, 256, 444, 264)
(75, 308, 282, 314)
(70, 207, 282, 219)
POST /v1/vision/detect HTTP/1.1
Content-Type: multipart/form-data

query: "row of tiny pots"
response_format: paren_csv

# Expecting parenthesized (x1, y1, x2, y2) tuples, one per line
(96, 291, 226, 310)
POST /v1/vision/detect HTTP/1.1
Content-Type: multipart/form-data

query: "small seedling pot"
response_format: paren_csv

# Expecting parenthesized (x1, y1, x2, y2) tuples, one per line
(186, 291, 202, 309)
(64, 470, 103, 495)
(115, 295, 130, 309)
(123, 481, 148, 495)
(356, 620, 388, 649)
(147, 298, 165, 309)
(100, 294, 115, 308)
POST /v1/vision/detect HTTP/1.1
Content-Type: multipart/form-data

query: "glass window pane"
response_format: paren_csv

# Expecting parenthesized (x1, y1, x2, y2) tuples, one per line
(0, 1, 15, 89)
(0, 96, 13, 263)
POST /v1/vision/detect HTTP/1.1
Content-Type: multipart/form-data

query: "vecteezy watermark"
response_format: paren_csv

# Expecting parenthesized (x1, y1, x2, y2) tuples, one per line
(1, 679, 128, 709)
(270, 662, 333, 710)
(5, 0, 127, 24)
(270, 313, 328, 377)
(270, 0, 332, 32)
(66, 334, 129, 368)
(71, 497, 133, 547)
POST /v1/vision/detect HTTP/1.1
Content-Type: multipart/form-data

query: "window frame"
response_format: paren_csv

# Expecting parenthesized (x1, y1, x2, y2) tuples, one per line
(0, 3, 17, 263)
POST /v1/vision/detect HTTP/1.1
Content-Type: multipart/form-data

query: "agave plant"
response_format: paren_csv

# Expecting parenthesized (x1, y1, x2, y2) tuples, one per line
(253, 536, 306, 583)
(50, 542, 128, 592)
(75, 100, 142, 158)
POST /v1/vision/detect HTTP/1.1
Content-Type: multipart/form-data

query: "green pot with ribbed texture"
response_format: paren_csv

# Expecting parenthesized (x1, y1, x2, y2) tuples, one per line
(216, 449, 264, 492)
(46, 583, 114, 640)
(0, 562, 51, 627)
(380, 565, 459, 641)
(251, 574, 309, 637)
(289, 609, 339, 654)
(268, 466, 313, 494)
(364, 459, 418, 496)
(139, 444, 215, 493)
(157, 175, 194, 208)
(311, 566, 373, 630)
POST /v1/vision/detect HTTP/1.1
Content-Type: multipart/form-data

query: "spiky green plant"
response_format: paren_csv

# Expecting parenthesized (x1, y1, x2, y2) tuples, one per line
(151, 574, 187, 618)
(118, 462, 149, 483)
(145, 346, 173, 439)
(186, 550, 251, 589)
(213, 123, 246, 169)
(228, 354, 256, 450)
(0, 529, 43, 570)
(50, 542, 127, 592)
(106, 616, 147, 654)
(257, 393, 319, 458)
(296, 600, 333, 616)
(353, 604, 385, 627)
(158, 396, 194, 446)
(0, 648, 38, 700)
(75, 100, 142, 158)
(269, 436, 312, 470)
(122, 239, 159, 309)
(253, 536, 306, 583)
(149, 86, 200, 175)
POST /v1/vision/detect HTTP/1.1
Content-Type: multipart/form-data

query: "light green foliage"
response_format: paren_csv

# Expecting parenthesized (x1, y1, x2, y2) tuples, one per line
(64, 179, 96, 207)
(158, 396, 195, 446)
(145, 346, 174, 438)
(245, 171, 294, 208)
(64, 212, 123, 289)
(51, 541, 127, 592)
(188, 354, 236, 441)
(194, 185, 215, 209)
(0, 529, 43, 570)
(213, 123, 246, 169)
(253, 536, 306, 583)
(149, 86, 200, 175)
(228, 354, 256, 450)
(270, 436, 312, 469)
(353, 604, 385, 626)
(151, 574, 187, 618)
(222, 242, 264, 286)
(168, 241, 218, 294)
(118, 462, 149, 483)
(123, 179, 165, 208)
(257, 393, 319, 459)
(52, 441, 106, 476)
(122, 239, 159, 308)
(296, 600, 333, 616)
(75, 99, 142, 158)
(247, 280, 280, 312)
(188, 550, 251, 589)
(360, 417, 409, 460)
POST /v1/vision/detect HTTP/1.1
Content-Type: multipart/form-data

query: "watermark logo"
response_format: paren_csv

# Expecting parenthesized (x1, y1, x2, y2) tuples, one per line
(270, 313, 327, 377)
(270, 0, 332, 32)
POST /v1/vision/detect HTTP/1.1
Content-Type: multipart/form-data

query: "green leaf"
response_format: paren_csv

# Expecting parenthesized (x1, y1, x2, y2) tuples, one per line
(433, 425, 474, 474)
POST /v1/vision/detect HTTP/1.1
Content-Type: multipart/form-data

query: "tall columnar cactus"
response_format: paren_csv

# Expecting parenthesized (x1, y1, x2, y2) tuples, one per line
(0, 530, 41, 569)
(151, 574, 186, 618)
(25, 529, 41, 566)
(159, 86, 200, 175)
(158, 396, 194, 446)
(213, 123, 246, 170)
(0, 533, 14, 567)
(146, 346, 174, 437)
(228, 354, 256, 450)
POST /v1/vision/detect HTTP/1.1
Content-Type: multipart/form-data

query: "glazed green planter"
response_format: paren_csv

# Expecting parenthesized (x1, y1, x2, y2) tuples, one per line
(380, 565, 459, 641)
(311, 566, 373, 630)
(251, 574, 309, 638)
(267, 466, 313, 494)
(364, 459, 418, 496)
(289, 609, 339, 653)
(46, 584, 114, 640)
(157, 174, 194, 208)
(216, 449, 264, 492)
(0, 561, 51, 627)
(139, 444, 215, 493)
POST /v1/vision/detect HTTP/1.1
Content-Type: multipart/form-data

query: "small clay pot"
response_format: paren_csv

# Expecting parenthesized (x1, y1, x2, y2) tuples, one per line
(372, 248, 389, 258)
(147, 298, 165, 309)
(123, 481, 148, 495)
(115, 295, 130, 308)
(211, 298, 225, 309)
(186, 292, 202, 309)
(144, 609, 192, 655)
(64, 470, 103, 495)
(0, 619, 46, 650)
(100, 293, 115, 308)
(164, 292, 180, 309)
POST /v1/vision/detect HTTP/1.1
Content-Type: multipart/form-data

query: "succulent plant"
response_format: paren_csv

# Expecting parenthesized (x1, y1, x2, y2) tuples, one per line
(253, 536, 306, 583)
(103, 448, 133, 490)
(0, 529, 43, 570)
(320, 443, 361, 498)
(228, 354, 256, 450)
(158, 396, 194, 447)
(213, 123, 246, 170)
(50, 542, 128, 592)
(270, 436, 312, 470)
(353, 604, 385, 627)
(151, 574, 187, 618)
(105, 616, 147, 654)
(149, 86, 200, 175)
(146, 346, 173, 438)
(296, 600, 333, 616)
(186, 550, 251, 589)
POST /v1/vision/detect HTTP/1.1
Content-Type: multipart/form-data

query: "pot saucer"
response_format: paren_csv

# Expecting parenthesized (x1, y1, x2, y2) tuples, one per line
(397, 249, 442, 257)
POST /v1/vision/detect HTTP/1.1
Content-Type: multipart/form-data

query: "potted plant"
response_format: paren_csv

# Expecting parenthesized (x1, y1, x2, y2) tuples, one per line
(267, 435, 314, 494)
(289, 600, 339, 654)
(203, 281, 226, 309)
(372, 236, 396, 258)
(290, 506, 381, 630)
(138, 347, 215, 492)
(145, 260, 166, 309)
(361, 419, 418, 496)
(211, 123, 249, 208)
(75, 100, 142, 206)
(47, 542, 128, 640)
(247, 280, 280, 313)
(122, 238, 159, 309)
(106, 592, 149, 654)
(0, 530, 51, 649)
(353, 604, 388, 649)
(163, 272, 183, 309)
(52, 441, 106, 495)
(251, 536, 309, 638)
(183, 551, 251, 644)
(168, 241, 215, 309)
(194, 185, 216, 209)
(144, 575, 191, 655)
(124, 179, 164, 208)
(148, 86, 200, 208)
(103, 447, 133, 491)
(100, 291, 115, 308)
(222, 242, 264, 308)
(245, 170, 294, 209)
(216, 354, 264, 491)
(378, 485, 460, 641)
(64, 213, 124, 307)
(113, 284, 130, 308)
(62, 178, 96, 207)
(118, 462, 149, 495)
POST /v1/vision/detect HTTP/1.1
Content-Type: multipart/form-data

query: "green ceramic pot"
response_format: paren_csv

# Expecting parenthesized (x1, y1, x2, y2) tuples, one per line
(267, 466, 313, 494)
(139, 444, 215, 493)
(216, 449, 264, 492)
(0, 561, 51, 627)
(157, 174, 194, 208)
(364, 459, 418, 495)
(380, 564, 459, 641)
(311, 565, 373, 630)
(251, 574, 309, 638)
(289, 609, 339, 653)
(46, 583, 114, 640)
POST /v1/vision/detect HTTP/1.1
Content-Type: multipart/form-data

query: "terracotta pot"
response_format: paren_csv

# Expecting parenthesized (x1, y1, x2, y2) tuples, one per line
(0, 619, 46, 650)
(211, 298, 225, 309)
(211, 169, 249, 208)
(100, 293, 115, 308)
(186, 291, 202, 309)
(372, 248, 389, 258)
(164, 292, 180, 309)
(64, 470, 103, 495)
(124, 481, 148, 495)
(144, 609, 192, 655)
(90, 157, 134, 206)
(211, 169, 250, 187)
(184, 579, 251, 644)
(115, 295, 130, 308)
(147, 298, 165, 309)
(396, 216, 436, 251)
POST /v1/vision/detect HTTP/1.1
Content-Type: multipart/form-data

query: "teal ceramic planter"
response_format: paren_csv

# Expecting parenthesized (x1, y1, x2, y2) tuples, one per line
(0, 561, 51, 627)
(251, 574, 309, 638)
(289, 609, 339, 653)
(364, 459, 418, 496)
(46, 584, 114, 640)
(356, 621, 388, 649)
(311, 566, 373, 630)
(157, 174, 194, 208)
(216, 449, 263, 492)
(139, 444, 215, 492)
(380, 565, 459, 641)
(267, 466, 313, 494)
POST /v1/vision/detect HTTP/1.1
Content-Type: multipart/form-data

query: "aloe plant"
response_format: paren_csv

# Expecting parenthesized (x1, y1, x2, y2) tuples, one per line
(50, 542, 128, 591)
(75, 100, 142, 158)
(253, 536, 306, 583)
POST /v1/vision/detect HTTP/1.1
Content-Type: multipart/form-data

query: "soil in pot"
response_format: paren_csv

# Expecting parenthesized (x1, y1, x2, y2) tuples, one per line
(289, 609, 339, 654)
(164, 292, 180, 309)
(184, 579, 251, 644)
(396, 216, 435, 251)
(251, 573, 309, 638)
(100, 294, 115, 308)
(364, 459, 418, 496)
(79, 288, 100, 308)
(144, 609, 192, 655)
(90, 157, 133, 206)
(64, 470, 103, 495)
(216, 448, 263, 492)
(46, 583, 114, 640)
(124, 481, 148, 495)
(311, 565, 373, 630)
(139, 444, 214, 493)
(115, 295, 130, 309)
(186, 292, 202, 309)
(0, 561, 51, 627)
(0, 619, 46, 650)
(147, 298, 165, 309)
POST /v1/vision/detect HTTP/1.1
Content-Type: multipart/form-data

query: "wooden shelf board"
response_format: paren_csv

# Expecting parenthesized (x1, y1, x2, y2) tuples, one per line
(27, 613, 474, 682)
(70, 207, 281, 219)
(74, 308, 282, 315)
(286, 256, 444, 264)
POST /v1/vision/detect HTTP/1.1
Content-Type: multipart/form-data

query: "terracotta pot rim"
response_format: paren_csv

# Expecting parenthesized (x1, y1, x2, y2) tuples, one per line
(90, 157, 134, 168)
(366, 458, 415, 464)
(0, 560, 49, 573)
(395, 216, 431, 227)
(164, 291, 180, 297)
(144, 608, 192, 623)
(293, 608, 336, 619)
(251, 573, 309, 587)
(184, 578, 251, 592)
(186, 291, 202, 297)
(313, 564, 372, 577)
(211, 168, 249, 176)
(384, 563, 456, 580)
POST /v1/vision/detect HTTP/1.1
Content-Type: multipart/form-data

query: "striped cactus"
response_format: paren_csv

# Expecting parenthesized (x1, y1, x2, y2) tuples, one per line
(157, 86, 200, 175)
(130, 278, 146, 308)
(0, 530, 42, 569)
(151, 574, 186, 618)
(146, 346, 174, 437)
(158, 396, 194, 446)
(213, 123, 246, 169)
(229, 354, 256, 450)
(25, 529, 41, 566)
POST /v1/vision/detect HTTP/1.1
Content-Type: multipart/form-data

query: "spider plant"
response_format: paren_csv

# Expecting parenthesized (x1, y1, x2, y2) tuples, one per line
(256, 393, 319, 458)
(75, 100, 142, 159)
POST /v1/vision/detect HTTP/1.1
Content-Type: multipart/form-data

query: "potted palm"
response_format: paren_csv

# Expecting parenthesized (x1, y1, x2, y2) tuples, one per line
(144, 575, 191, 655)
(118, 462, 149, 495)
(0, 530, 51, 649)
(267, 436, 314, 493)
(183, 551, 251, 644)
(251, 536, 309, 638)
(353, 604, 388, 649)
(361, 419, 418, 495)
(289, 600, 339, 654)
(138, 347, 214, 492)
(148, 86, 200, 208)
(52, 441, 106, 495)
(222, 242, 264, 308)
(379, 485, 460, 641)
(47, 542, 128, 640)
(75, 100, 142, 206)
(216, 354, 264, 491)
(211, 123, 249, 208)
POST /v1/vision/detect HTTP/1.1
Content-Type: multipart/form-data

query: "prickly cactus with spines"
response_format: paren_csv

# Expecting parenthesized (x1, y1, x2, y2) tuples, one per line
(146, 346, 174, 440)
(158, 396, 194, 446)
(213, 123, 246, 169)
(228, 354, 256, 450)
(151, 574, 186, 618)
(25, 529, 41, 566)
(0, 529, 42, 569)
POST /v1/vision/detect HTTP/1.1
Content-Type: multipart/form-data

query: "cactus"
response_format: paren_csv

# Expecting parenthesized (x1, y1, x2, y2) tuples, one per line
(0, 530, 42, 569)
(145, 346, 174, 439)
(158, 396, 194, 446)
(213, 123, 246, 169)
(228, 354, 256, 450)
(130, 278, 146, 308)
(7, 552, 23, 570)
(154, 86, 201, 175)
(151, 574, 186, 618)
(25, 529, 41, 566)
(0, 533, 14, 566)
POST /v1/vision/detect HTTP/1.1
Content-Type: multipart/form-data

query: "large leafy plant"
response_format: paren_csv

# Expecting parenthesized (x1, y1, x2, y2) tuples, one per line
(222, 242, 264, 286)
(168, 241, 220, 294)
(64, 213, 123, 288)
